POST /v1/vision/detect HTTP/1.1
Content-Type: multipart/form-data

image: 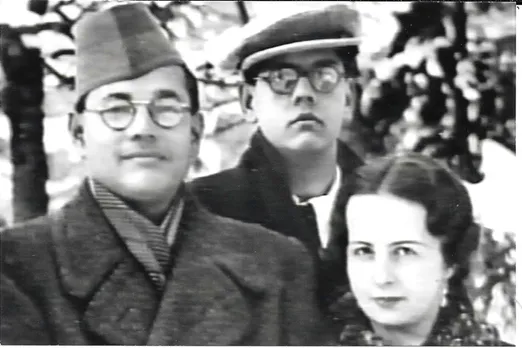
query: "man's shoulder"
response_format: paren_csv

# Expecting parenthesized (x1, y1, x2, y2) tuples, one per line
(203, 209, 307, 259)
(191, 165, 252, 193)
(1, 215, 55, 272)
(1, 214, 53, 245)
(189, 166, 260, 218)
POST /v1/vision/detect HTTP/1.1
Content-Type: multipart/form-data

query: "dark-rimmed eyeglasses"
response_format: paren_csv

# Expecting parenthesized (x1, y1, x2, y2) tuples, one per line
(84, 98, 192, 131)
(255, 66, 347, 95)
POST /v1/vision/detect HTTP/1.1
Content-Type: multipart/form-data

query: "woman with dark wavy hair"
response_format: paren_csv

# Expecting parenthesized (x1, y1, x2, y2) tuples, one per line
(329, 153, 509, 346)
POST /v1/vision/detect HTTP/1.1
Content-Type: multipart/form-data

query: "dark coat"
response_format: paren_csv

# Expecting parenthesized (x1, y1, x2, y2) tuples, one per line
(190, 131, 364, 308)
(0, 182, 327, 345)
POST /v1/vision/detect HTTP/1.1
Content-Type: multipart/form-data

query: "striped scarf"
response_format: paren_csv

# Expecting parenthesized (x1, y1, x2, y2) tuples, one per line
(90, 179, 184, 291)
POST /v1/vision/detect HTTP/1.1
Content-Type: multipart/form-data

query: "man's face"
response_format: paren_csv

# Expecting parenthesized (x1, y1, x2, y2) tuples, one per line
(248, 48, 351, 153)
(77, 66, 199, 204)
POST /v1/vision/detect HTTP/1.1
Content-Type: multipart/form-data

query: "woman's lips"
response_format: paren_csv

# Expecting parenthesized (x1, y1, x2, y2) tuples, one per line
(373, 297, 405, 308)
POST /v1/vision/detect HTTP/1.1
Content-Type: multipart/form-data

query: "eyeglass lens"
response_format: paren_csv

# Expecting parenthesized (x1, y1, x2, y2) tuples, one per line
(264, 66, 341, 94)
(100, 98, 189, 130)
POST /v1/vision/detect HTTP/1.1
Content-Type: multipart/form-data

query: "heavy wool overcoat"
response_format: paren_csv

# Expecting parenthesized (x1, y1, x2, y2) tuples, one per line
(0, 182, 327, 345)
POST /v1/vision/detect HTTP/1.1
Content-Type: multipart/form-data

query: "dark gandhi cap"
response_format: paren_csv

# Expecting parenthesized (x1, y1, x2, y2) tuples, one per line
(74, 3, 190, 109)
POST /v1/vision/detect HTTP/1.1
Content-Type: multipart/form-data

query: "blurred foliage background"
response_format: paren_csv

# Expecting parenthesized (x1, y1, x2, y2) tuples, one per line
(0, 1, 516, 343)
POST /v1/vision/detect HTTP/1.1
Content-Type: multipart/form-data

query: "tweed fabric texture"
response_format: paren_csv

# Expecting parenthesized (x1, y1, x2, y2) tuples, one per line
(0, 181, 329, 345)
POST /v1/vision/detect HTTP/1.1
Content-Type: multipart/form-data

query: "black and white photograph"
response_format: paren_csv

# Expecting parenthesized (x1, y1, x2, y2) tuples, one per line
(0, 0, 517, 345)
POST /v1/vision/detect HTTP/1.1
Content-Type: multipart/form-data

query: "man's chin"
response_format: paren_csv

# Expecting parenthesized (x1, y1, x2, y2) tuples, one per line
(119, 176, 182, 200)
(283, 133, 333, 153)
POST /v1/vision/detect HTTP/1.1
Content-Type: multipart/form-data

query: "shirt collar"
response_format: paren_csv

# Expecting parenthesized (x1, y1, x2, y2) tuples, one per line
(291, 166, 342, 206)
(291, 166, 342, 248)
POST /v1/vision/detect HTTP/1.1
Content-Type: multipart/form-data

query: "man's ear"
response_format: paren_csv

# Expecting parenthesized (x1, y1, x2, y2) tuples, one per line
(68, 112, 84, 146)
(68, 112, 87, 160)
(239, 84, 254, 114)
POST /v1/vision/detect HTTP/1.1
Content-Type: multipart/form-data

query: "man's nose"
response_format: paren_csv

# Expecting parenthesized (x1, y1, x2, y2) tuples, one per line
(291, 76, 316, 106)
(372, 254, 396, 286)
(126, 105, 157, 140)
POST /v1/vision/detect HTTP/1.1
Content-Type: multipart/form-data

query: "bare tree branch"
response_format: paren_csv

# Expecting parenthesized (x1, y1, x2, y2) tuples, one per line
(236, 1, 249, 24)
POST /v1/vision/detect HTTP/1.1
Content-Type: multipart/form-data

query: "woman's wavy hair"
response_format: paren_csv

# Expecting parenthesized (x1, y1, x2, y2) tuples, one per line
(332, 152, 480, 301)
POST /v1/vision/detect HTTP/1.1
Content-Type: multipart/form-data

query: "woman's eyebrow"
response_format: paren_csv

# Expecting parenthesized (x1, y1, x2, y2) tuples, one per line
(389, 240, 427, 247)
(348, 241, 372, 246)
(348, 241, 429, 248)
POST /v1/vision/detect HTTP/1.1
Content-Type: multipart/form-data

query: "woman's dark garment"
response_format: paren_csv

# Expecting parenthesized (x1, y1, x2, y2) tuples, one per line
(330, 291, 512, 346)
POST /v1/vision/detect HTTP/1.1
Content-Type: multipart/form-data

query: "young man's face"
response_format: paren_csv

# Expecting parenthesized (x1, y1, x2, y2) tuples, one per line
(248, 48, 351, 153)
(77, 66, 199, 205)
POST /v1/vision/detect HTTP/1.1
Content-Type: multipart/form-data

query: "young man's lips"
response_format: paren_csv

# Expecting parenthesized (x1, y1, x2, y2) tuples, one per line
(289, 113, 324, 126)
(121, 152, 166, 160)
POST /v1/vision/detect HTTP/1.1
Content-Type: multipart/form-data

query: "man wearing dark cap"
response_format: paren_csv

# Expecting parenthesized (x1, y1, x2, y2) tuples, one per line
(0, 3, 326, 345)
(191, 4, 364, 311)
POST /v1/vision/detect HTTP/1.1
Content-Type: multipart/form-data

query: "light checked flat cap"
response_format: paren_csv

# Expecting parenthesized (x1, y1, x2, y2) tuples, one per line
(221, 4, 362, 73)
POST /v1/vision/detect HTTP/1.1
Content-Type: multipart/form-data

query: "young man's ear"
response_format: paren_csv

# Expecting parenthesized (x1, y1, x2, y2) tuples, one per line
(343, 78, 360, 123)
(190, 111, 204, 143)
(189, 111, 204, 164)
(344, 78, 358, 105)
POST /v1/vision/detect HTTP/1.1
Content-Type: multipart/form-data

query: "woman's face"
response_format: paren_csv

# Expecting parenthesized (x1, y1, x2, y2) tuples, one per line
(346, 193, 453, 329)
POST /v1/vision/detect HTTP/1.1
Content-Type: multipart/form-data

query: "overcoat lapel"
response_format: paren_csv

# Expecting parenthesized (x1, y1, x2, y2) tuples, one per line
(241, 131, 363, 243)
(243, 132, 302, 240)
(51, 182, 269, 345)
(51, 182, 161, 345)
(148, 194, 273, 345)
(148, 257, 267, 345)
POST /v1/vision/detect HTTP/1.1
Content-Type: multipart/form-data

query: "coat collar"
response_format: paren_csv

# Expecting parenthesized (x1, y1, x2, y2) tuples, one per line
(240, 130, 363, 184)
(51, 181, 273, 345)
(237, 130, 363, 244)
(50, 180, 124, 299)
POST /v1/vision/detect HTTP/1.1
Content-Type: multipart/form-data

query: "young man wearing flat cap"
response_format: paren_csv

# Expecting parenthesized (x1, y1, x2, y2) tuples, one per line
(191, 4, 364, 312)
(0, 3, 326, 345)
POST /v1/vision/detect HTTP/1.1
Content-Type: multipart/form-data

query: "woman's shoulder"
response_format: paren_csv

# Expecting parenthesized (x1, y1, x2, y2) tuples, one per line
(329, 291, 511, 346)
(329, 291, 384, 346)
(425, 306, 510, 346)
